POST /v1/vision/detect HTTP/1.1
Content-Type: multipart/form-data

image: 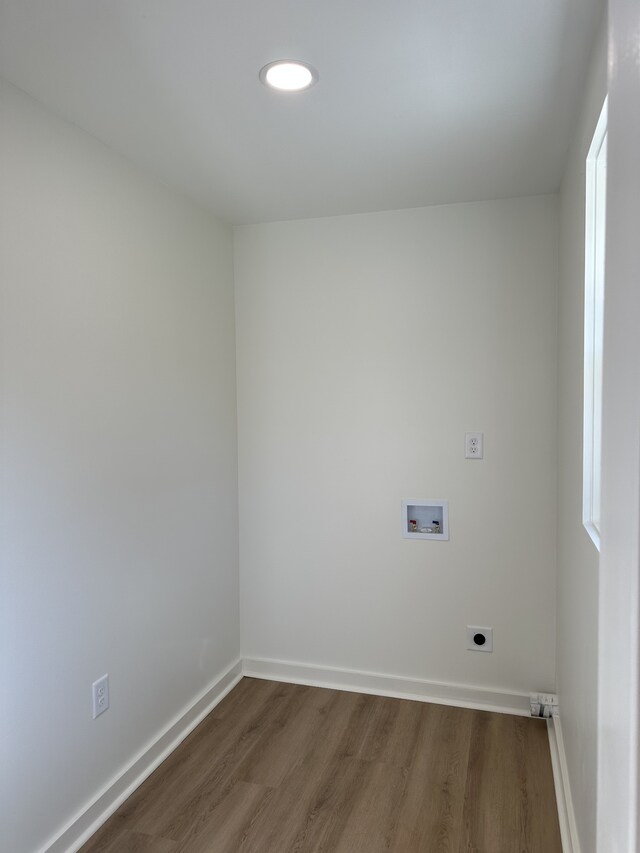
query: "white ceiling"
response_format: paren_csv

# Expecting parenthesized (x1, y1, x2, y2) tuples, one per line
(0, 0, 603, 225)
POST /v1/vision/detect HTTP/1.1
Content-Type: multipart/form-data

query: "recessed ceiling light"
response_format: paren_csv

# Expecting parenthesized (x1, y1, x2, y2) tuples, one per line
(259, 60, 318, 92)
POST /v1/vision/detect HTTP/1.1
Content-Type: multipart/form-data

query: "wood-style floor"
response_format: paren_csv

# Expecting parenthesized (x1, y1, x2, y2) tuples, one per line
(79, 677, 562, 853)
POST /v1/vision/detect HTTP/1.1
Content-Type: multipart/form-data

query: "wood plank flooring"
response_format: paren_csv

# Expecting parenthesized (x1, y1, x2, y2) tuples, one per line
(79, 678, 562, 853)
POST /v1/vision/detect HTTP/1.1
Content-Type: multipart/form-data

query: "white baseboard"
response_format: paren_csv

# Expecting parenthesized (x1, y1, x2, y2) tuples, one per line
(41, 658, 243, 853)
(242, 656, 531, 716)
(547, 714, 581, 853)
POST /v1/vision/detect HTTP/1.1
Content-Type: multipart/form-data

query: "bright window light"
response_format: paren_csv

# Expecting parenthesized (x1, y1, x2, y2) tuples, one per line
(583, 97, 607, 551)
(260, 61, 318, 92)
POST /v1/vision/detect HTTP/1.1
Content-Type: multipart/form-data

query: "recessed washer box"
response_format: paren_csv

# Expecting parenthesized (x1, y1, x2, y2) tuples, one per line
(402, 500, 449, 540)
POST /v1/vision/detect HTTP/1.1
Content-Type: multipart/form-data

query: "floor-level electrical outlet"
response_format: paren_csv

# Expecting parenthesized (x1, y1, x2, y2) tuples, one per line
(530, 692, 558, 718)
(467, 626, 493, 652)
(92, 674, 109, 718)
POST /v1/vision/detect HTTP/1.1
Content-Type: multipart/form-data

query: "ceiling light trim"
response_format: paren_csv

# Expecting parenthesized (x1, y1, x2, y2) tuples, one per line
(259, 60, 319, 92)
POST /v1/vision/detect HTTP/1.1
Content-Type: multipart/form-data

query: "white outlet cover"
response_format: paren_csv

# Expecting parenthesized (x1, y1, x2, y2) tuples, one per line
(92, 673, 110, 718)
(465, 432, 484, 459)
(466, 626, 493, 652)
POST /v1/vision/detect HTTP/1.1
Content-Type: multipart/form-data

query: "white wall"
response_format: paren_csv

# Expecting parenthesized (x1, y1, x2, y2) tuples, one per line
(556, 15, 606, 853)
(0, 80, 239, 853)
(598, 0, 640, 847)
(235, 196, 558, 694)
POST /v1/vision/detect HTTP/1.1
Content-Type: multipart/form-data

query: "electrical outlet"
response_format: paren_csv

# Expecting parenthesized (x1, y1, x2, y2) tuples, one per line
(466, 626, 493, 652)
(92, 674, 109, 719)
(465, 432, 483, 459)
(530, 692, 558, 718)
